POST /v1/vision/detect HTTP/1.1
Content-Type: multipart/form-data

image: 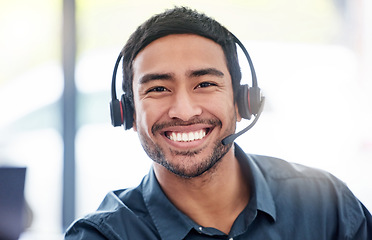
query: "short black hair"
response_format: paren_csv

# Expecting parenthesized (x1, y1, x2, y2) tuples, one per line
(121, 6, 242, 108)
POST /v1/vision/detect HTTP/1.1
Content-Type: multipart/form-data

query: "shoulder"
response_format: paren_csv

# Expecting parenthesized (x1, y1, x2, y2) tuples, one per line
(65, 185, 156, 239)
(246, 153, 371, 238)
(246, 153, 352, 199)
(64, 211, 120, 240)
(247, 153, 332, 179)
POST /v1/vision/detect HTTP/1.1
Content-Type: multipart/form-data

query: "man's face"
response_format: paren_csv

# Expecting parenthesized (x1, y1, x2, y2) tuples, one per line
(132, 34, 238, 178)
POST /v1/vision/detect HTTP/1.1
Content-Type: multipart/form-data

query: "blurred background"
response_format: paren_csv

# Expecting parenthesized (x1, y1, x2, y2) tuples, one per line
(0, 0, 371, 239)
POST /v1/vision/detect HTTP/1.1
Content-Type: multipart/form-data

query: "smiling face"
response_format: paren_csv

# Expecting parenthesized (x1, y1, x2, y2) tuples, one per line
(132, 34, 238, 178)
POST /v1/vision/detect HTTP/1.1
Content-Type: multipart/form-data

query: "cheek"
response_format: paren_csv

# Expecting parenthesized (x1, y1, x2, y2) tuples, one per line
(199, 98, 236, 133)
(208, 94, 236, 118)
(134, 100, 167, 133)
(134, 103, 150, 132)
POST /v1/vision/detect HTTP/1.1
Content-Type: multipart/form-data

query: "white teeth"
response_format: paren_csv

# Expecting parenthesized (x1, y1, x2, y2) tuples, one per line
(169, 130, 206, 142)
(176, 133, 182, 141)
(194, 131, 199, 139)
(182, 133, 188, 141)
(188, 132, 195, 141)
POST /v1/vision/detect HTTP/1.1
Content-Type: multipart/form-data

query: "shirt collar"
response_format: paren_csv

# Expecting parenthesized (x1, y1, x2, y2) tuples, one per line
(234, 143, 277, 222)
(142, 167, 194, 240)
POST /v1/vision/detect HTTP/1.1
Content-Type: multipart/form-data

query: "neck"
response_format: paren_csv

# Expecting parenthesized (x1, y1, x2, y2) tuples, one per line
(153, 146, 250, 234)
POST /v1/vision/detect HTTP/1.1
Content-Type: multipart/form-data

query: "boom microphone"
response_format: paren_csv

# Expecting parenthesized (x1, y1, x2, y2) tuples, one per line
(221, 96, 265, 145)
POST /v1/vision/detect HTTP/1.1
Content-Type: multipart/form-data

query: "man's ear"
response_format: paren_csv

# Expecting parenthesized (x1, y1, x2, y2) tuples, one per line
(235, 103, 242, 122)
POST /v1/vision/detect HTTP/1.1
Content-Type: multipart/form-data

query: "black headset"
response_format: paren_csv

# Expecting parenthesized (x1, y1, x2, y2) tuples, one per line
(110, 33, 265, 145)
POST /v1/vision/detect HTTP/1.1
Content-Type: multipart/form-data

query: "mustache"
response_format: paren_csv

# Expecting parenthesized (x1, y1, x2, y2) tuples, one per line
(151, 117, 222, 135)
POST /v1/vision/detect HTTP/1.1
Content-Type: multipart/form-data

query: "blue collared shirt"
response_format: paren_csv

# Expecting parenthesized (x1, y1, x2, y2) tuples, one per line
(65, 144, 372, 239)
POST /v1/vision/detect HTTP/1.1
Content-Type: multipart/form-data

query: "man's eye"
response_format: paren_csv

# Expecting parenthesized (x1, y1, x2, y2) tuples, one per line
(197, 82, 216, 88)
(147, 86, 167, 93)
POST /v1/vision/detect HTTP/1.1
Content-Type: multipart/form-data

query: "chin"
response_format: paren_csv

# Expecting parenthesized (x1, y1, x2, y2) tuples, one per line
(160, 140, 232, 178)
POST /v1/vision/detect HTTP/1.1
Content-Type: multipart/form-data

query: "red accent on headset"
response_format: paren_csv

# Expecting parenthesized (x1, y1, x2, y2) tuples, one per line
(247, 89, 251, 113)
(119, 101, 124, 123)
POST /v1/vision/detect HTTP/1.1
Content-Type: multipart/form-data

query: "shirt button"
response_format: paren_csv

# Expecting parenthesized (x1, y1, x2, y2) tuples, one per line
(198, 226, 203, 232)
(229, 238, 233, 240)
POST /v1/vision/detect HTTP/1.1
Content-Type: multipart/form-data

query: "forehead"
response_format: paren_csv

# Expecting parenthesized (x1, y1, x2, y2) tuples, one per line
(132, 34, 229, 79)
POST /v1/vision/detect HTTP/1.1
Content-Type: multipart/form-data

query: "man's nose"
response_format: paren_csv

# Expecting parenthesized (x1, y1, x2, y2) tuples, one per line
(168, 91, 202, 121)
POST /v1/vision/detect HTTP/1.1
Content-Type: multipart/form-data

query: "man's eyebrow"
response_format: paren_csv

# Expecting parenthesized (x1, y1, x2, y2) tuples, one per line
(139, 73, 174, 84)
(188, 68, 225, 78)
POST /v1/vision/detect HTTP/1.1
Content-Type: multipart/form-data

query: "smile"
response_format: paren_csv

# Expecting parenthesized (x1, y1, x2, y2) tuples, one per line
(166, 129, 208, 142)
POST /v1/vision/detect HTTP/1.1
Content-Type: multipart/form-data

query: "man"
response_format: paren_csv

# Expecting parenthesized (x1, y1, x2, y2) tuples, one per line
(65, 7, 372, 239)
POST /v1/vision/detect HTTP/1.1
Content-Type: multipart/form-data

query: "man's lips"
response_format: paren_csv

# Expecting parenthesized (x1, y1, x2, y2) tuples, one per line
(165, 128, 210, 142)
(152, 119, 221, 143)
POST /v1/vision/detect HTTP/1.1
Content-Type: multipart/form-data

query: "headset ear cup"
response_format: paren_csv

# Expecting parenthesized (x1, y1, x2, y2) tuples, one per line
(237, 85, 252, 120)
(121, 94, 134, 130)
(249, 86, 261, 115)
(110, 98, 124, 127)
